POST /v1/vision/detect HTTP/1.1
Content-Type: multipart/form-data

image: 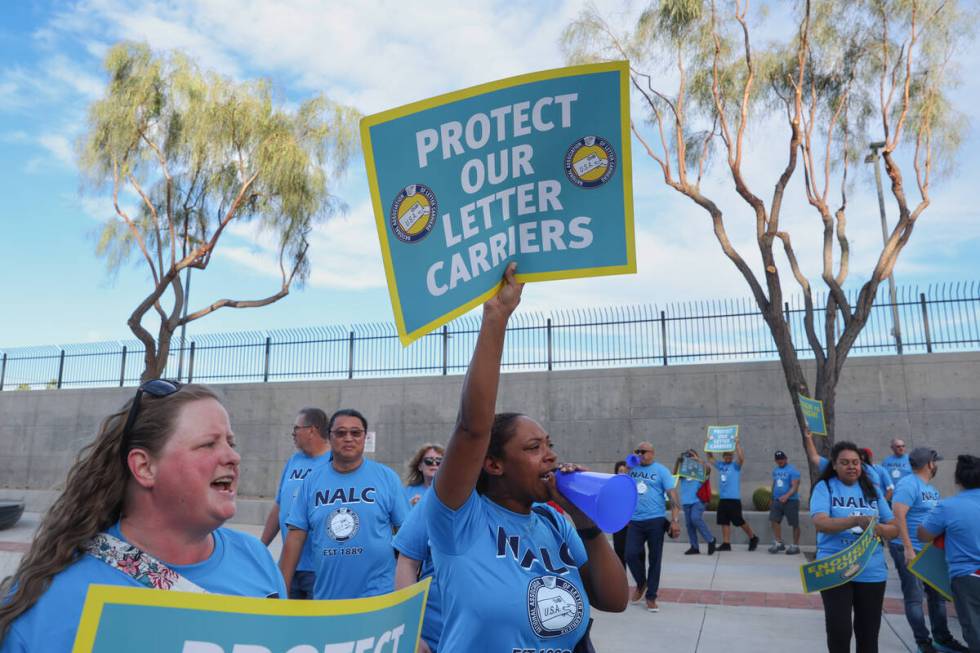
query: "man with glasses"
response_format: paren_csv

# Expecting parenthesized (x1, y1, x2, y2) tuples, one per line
(626, 441, 681, 613)
(260, 407, 330, 599)
(882, 438, 913, 487)
(280, 409, 409, 600)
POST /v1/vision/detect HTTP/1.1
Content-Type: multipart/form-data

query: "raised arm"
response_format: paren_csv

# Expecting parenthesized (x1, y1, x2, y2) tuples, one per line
(434, 264, 523, 510)
(802, 429, 822, 469)
(735, 439, 745, 466)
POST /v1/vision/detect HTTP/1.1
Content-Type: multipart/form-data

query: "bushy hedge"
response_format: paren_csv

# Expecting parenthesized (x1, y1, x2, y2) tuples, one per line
(752, 486, 772, 511)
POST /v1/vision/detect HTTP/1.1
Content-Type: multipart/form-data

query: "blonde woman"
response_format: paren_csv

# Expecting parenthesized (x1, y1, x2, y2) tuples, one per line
(0, 381, 285, 652)
(404, 443, 445, 507)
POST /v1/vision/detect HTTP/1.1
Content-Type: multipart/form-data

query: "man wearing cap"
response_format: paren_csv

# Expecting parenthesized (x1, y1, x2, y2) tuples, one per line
(768, 450, 802, 555)
(890, 448, 969, 653)
(882, 438, 913, 487)
(626, 442, 681, 613)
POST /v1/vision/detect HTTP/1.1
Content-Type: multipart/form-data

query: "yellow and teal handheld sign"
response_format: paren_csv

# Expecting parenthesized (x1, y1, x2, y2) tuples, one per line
(800, 520, 879, 593)
(908, 543, 953, 601)
(72, 580, 429, 652)
(361, 61, 636, 345)
(798, 394, 827, 435)
(704, 425, 739, 452)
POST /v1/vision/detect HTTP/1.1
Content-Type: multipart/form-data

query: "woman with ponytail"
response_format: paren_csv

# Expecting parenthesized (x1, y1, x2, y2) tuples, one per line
(809, 440, 899, 653)
(0, 382, 285, 652)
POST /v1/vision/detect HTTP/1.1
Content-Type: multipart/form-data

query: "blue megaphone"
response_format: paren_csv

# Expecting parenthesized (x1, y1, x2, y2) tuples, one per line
(556, 471, 638, 533)
(626, 453, 641, 468)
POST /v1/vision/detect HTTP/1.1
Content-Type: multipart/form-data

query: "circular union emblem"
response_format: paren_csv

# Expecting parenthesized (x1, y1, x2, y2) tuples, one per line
(527, 575, 584, 638)
(564, 135, 617, 188)
(327, 507, 359, 542)
(635, 480, 648, 495)
(389, 184, 437, 243)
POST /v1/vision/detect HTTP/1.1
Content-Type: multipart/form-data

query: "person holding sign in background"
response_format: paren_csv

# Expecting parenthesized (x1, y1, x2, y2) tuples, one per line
(627, 442, 681, 613)
(675, 450, 716, 556)
(889, 448, 969, 653)
(0, 382, 286, 653)
(280, 409, 409, 600)
(424, 264, 628, 652)
(918, 455, 980, 653)
(707, 439, 759, 551)
(769, 450, 803, 555)
(810, 441, 898, 653)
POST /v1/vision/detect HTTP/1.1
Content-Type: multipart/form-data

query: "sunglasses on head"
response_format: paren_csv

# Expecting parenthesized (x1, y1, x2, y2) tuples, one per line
(121, 379, 183, 457)
(422, 457, 443, 466)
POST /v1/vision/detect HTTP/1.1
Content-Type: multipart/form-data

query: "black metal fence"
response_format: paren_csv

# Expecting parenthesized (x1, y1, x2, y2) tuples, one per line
(2, 281, 978, 390)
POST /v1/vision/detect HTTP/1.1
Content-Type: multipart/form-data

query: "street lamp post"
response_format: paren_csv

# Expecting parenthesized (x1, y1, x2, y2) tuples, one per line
(865, 141, 903, 354)
(176, 266, 192, 381)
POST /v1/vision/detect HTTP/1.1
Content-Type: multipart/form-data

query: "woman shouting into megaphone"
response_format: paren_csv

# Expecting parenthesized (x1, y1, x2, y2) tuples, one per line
(423, 262, 628, 653)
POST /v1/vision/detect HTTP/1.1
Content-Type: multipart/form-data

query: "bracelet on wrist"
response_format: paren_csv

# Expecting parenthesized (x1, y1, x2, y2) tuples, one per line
(576, 526, 602, 541)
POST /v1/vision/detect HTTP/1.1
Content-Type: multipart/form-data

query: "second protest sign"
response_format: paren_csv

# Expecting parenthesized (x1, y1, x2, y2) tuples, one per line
(362, 61, 635, 345)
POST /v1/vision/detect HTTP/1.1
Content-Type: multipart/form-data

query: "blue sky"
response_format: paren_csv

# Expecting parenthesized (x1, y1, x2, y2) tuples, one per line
(1, 1, 978, 349)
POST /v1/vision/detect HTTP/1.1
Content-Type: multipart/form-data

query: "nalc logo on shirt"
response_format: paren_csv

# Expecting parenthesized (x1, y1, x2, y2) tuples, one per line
(563, 135, 617, 188)
(389, 184, 437, 243)
(635, 480, 648, 495)
(326, 507, 359, 542)
(527, 575, 584, 638)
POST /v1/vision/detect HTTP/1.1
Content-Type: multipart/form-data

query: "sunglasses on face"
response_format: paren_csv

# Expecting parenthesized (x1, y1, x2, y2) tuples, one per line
(330, 429, 366, 439)
(422, 457, 443, 466)
(122, 379, 183, 457)
(634, 449, 652, 455)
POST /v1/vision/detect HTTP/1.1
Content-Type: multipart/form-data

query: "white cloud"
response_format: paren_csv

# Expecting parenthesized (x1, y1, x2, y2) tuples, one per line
(37, 133, 74, 168)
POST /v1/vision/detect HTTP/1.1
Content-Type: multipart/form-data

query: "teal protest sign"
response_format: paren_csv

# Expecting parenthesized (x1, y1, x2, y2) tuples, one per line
(798, 394, 827, 435)
(678, 457, 706, 481)
(72, 581, 429, 653)
(361, 61, 635, 345)
(704, 425, 739, 453)
(909, 543, 953, 601)
(800, 519, 879, 593)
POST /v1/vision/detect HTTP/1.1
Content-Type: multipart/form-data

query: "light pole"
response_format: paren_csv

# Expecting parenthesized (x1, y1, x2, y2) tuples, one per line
(176, 265, 192, 381)
(865, 141, 903, 354)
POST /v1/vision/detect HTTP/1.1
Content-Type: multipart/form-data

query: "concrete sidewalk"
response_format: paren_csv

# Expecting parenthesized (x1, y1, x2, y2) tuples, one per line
(0, 514, 967, 653)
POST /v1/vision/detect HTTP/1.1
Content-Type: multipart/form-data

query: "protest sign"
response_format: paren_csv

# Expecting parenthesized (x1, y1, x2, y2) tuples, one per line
(72, 580, 430, 653)
(704, 425, 739, 453)
(908, 543, 954, 601)
(677, 457, 706, 481)
(798, 394, 827, 435)
(361, 61, 635, 345)
(800, 519, 879, 593)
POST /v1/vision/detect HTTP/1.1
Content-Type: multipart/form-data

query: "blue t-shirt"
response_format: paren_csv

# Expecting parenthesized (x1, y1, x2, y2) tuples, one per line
(629, 462, 676, 520)
(679, 477, 703, 506)
(772, 464, 801, 501)
(715, 461, 742, 500)
(920, 488, 980, 579)
(425, 490, 589, 653)
(286, 458, 409, 600)
(276, 450, 331, 572)
(1, 524, 285, 653)
(392, 492, 442, 652)
(890, 474, 940, 551)
(882, 454, 912, 484)
(404, 484, 427, 508)
(809, 478, 894, 583)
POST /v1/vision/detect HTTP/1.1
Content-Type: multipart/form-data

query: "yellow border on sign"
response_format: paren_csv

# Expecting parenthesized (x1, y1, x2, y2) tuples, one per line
(798, 524, 879, 593)
(72, 579, 431, 652)
(360, 60, 636, 346)
(907, 543, 954, 601)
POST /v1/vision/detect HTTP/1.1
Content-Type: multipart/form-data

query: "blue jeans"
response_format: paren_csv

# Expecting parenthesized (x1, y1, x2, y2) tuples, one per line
(289, 570, 315, 600)
(888, 542, 953, 644)
(683, 502, 714, 548)
(625, 517, 666, 600)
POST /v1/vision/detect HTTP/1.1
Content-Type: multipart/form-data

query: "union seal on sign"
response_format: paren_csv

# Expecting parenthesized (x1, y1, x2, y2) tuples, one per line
(389, 184, 437, 243)
(564, 135, 617, 188)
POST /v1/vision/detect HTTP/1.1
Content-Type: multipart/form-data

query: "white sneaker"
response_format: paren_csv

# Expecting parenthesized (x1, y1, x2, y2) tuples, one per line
(786, 545, 800, 555)
(768, 541, 786, 554)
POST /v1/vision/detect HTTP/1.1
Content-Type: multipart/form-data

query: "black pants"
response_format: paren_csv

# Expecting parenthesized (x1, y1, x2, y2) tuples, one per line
(613, 526, 644, 572)
(820, 581, 887, 653)
(625, 518, 664, 600)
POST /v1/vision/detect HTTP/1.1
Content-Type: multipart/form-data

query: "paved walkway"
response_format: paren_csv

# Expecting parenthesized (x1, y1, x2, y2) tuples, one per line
(0, 513, 968, 652)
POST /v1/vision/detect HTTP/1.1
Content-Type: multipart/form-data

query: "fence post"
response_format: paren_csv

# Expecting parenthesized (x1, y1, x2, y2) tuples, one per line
(784, 302, 791, 324)
(348, 331, 355, 380)
(119, 346, 127, 387)
(56, 349, 65, 389)
(441, 326, 448, 376)
(546, 318, 553, 371)
(263, 337, 272, 383)
(0, 353, 6, 391)
(660, 311, 668, 366)
(919, 292, 933, 353)
(188, 342, 196, 383)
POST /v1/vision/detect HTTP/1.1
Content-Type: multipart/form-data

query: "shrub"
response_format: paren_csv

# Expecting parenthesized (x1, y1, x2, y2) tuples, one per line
(707, 492, 720, 511)
(753, 486, 772, 511)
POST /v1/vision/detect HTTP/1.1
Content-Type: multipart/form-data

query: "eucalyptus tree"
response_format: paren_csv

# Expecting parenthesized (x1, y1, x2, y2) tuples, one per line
(563, 0, 967, 462)
(80, 42, 358, 381)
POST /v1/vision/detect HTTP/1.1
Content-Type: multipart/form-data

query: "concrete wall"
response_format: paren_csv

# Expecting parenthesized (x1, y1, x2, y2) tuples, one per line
(1, 351, 978, 517)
